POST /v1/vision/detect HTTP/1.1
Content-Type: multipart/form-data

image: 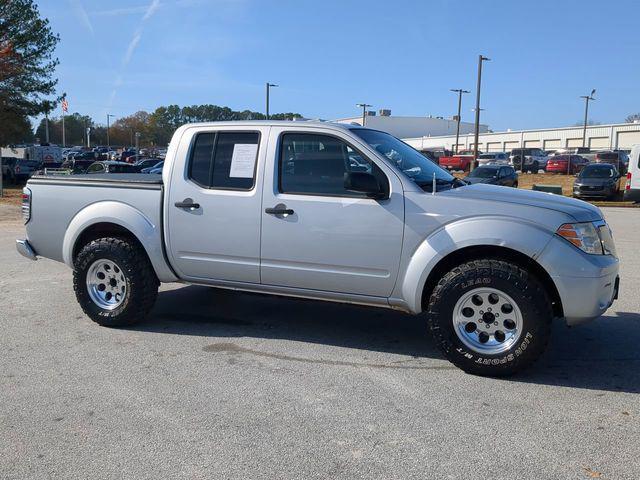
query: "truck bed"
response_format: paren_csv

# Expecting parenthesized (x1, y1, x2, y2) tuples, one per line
(25, 173, 164, 267)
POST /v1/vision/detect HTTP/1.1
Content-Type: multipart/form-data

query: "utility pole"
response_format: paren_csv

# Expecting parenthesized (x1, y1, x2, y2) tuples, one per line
(356, 103, 372, 126)
(450, 89, 469, 154)
(86, 127, 91, 149)
(472, 55, 490, 172)
(266, 82, 278, 120)
(580, 89, 596, 148)
(44, 110, 50, 144)
(135, 132, 140, 161)
(106, 114, 115, 152)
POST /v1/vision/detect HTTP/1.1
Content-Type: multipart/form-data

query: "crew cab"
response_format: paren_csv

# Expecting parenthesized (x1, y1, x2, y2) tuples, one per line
(16, 121, 620, 376)
(438, 149, 477, 171)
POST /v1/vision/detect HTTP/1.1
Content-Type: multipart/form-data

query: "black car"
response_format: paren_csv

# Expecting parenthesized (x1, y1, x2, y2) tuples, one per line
(86, 161, 140, 174)
(73, 151, 99, 161)
(134, 158, 162, 170)
(60, 158, 96, 174)
(464, 165, 518, 187)
(573, 163, 621, 200)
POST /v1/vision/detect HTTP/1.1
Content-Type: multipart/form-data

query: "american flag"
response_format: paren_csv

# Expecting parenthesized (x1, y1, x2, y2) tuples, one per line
(61, 98, 68, 112)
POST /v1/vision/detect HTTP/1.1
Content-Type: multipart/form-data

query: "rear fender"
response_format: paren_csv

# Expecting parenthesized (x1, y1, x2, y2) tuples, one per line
(62, 201, 177, 282)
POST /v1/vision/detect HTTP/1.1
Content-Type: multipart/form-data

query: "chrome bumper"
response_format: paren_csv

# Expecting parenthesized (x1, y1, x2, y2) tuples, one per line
(16, 239, 37, 261)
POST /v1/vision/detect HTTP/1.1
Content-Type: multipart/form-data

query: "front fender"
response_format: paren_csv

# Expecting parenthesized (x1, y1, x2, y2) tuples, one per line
(62, 201, 177, 282)
(398, 216, 555, 313)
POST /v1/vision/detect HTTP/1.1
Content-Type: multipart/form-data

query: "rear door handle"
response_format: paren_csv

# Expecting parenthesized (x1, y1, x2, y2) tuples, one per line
(175, 198, 200, 210)
(265, 206, 294, 215)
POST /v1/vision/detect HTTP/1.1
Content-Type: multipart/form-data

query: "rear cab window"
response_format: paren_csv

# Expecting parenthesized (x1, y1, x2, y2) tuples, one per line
(188, 131, 260, 190)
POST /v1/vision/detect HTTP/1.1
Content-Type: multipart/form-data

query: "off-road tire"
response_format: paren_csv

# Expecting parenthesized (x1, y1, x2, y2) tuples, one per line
(73, 237, 159, 327)
(426, 259, 552, 376)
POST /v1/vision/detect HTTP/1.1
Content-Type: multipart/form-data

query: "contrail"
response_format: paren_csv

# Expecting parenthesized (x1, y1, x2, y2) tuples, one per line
(108, 0, 161, 110)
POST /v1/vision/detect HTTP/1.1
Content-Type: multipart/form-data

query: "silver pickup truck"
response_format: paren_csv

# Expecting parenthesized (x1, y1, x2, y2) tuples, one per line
(16, 121, 620, 376)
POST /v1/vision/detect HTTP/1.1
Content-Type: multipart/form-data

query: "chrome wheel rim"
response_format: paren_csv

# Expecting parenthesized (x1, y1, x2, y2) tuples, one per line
(86, 259, 127, 310)
(453, 287, 523, 355)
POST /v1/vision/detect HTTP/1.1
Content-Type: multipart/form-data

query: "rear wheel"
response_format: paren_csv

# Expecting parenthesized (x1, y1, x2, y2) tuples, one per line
(426, 259, 552, 376)
(73, 237, 159, 327)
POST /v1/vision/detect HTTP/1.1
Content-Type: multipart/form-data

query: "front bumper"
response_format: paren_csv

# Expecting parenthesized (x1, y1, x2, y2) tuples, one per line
(16, 239, 37, 261)
(537, 234, 619, 326)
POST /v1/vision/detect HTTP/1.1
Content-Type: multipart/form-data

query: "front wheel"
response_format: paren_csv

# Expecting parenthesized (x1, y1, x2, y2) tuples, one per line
(426, 259, 552, 376)
(73, 237, 159, 327)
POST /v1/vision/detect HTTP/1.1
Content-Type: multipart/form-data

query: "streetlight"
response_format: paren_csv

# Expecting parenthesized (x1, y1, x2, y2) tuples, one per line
(266, 82, 278, 120)
(106, 114, 115, 152)
(450, 89, 470, 154)
(472, 55, 490, 172)
(356, 103, 373, 126)
(580, 89, 596, 148)
(135, 132, 141, 161)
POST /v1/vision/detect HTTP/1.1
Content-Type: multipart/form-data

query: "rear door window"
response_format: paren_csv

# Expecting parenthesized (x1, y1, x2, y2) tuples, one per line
(188, 131, 260, 190)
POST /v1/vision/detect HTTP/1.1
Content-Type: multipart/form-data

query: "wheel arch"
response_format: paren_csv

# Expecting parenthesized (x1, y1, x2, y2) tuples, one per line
(420, 245, 563, 319)
(62, 201, 178, 282)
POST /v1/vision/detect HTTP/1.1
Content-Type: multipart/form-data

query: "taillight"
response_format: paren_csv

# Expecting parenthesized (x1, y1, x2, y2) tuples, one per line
(626, 172, 632, 190)
(22, 188, 31, 224)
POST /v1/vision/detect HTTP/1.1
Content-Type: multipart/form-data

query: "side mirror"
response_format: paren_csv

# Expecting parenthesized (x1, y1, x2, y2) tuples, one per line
(344, 172, 387, 199)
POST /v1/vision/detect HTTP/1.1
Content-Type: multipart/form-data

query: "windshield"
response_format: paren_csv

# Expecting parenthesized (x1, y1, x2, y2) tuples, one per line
(351, 129, 456, 189)
(581, 166, 616, 178)
(469, 167, 498, 178)
(478, 153, 496, 159)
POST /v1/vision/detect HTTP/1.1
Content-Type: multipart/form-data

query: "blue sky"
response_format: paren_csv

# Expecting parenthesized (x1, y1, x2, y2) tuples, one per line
(40, 0, 640, 131)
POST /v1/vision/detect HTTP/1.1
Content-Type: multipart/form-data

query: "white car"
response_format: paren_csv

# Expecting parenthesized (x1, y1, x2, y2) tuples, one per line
(509, 148, 549, 173)
(477, 152, 509, 166)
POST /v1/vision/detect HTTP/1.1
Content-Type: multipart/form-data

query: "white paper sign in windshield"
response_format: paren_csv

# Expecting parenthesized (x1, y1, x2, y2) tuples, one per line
(229, 144, 258, 178)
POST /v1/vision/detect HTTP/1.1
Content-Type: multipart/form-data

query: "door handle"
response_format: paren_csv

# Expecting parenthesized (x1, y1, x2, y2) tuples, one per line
(265, 206, 294, 215)
(175, 198, 200, 210)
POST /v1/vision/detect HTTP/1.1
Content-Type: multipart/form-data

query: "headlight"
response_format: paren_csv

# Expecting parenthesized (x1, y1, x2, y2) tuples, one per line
(556, 222, 617, 256)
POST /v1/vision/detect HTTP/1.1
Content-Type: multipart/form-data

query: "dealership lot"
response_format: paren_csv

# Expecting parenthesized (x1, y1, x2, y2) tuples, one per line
(1, 204, 639, 479)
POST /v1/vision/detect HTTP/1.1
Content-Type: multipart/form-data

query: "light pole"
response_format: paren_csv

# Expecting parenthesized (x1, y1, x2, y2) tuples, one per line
(450, 89, 469, 154)
(106, 114, 115, 152)
(86, 127, 91, 148)
(135, 132, 141, 161)
(472, 55, 490, 172)
(580, 89, 596, 148)
(356, 103, 372, 126)
(266, 82, 278, 120)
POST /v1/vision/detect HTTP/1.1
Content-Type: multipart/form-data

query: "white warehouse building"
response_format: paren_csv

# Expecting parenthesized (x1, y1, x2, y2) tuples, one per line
(334, 110, 488, 139)
(402, 122, 640, 153)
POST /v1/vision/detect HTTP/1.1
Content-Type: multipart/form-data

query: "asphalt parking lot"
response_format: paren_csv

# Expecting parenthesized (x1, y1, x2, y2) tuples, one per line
(1, 203, 639, 479)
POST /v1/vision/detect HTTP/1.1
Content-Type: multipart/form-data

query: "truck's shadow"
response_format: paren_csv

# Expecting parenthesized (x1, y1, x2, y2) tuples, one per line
(135, 285, 640, 393)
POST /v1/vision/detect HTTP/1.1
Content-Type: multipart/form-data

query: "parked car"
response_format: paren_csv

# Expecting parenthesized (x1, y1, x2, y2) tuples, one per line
(141, 161, 163, 173)
(509, 148, 548, 173)
(546, 155, 589, 175)
(438, 149, 477, 171)
(464, 164, 518, 187)
(421, 148, 452, 164)
(120, 150, 137, 163)
(134, 158, 162, 171)
(623, 144, 640, 202)
(1, 157, 18, 183)
(8, 158, 42, 182)
(74, 151, 99, 162)
(477, 152, 510, 166)
(594, 150, 628, 174)
(17, 121, 619, 377)
(60, 159, 96, 174)
(86, 161, 141, 174)
(573, 163, 621, 200)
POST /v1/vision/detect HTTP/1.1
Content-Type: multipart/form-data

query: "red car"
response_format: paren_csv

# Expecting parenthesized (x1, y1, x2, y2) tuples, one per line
(438, 149, 477, 171)
(546, 155, 589, 174)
